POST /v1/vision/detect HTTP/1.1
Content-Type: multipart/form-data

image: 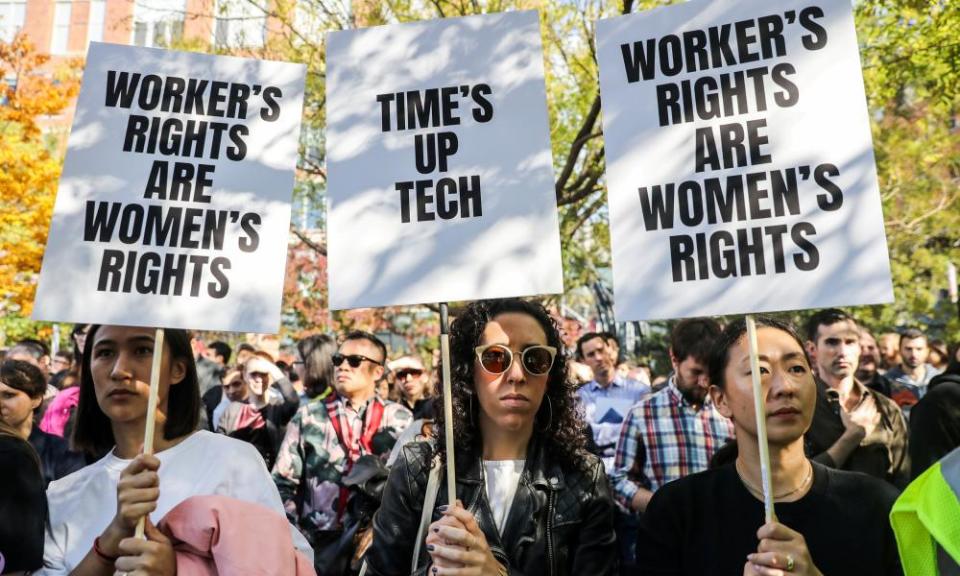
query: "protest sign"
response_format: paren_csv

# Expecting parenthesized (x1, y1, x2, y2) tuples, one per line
(596, 0, 894, 321)
(325, 10, 564, 310)
(33, 43, 306, 333)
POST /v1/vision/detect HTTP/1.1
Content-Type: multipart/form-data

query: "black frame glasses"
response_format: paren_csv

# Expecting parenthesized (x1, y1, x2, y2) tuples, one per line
(474, 344, 558, 376)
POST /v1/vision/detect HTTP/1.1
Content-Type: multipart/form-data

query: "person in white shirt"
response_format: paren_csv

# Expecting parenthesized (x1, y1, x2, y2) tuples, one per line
(39, 324, 310, 576)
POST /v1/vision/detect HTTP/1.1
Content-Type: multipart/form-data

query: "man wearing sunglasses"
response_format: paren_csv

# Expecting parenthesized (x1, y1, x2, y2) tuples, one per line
(272, 330, 412, 575)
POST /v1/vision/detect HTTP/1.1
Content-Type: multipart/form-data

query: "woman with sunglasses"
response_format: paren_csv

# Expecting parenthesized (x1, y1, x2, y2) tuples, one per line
(636, 317, 902, 576)
(364, 298, 618, 576)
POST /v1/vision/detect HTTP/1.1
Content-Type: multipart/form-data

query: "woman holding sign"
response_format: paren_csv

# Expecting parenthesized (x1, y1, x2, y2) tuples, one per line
(365, 298, 618, 576)
(636, 317, 902, 576)
(39, 325, 310, 575)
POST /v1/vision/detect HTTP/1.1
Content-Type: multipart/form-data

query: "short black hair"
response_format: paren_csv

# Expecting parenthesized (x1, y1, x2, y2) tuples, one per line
(575, 331, 615, 360)
(342, 330, 387, 364)
(708, 316, 807, 390)
(208, 341, 232, 363)
(804, 308, 857, 344)
(73, 326, 200, 457)
(237, 343, 256, 353)
(8, 339, 49, 362)
(671, 318, 721, 364)
(899, 328, 927, 348)
(0, 360, 46, 399)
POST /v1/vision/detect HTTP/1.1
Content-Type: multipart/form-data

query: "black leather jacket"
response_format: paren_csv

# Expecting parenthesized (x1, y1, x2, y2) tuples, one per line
(364, 439, 618, 576)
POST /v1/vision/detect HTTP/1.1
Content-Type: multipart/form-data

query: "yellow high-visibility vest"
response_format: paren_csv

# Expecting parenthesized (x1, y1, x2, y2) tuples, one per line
(890, 447, 960, 575)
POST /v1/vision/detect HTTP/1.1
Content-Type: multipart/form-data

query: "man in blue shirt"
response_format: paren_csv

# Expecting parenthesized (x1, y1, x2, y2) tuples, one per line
(575, 331, 649, 575)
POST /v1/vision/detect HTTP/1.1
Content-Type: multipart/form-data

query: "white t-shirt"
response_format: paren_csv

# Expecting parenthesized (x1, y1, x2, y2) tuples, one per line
(483, 460, 525, 535)
(39, 430, 312, 574)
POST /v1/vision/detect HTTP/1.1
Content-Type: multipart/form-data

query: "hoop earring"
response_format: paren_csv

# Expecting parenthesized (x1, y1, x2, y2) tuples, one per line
(539, 395, 553, 432)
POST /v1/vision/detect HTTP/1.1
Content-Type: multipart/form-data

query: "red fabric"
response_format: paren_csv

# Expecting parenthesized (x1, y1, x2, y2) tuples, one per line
(233, 404, 267, 431)
(326, 397, 385, 523)
(157, 495, 316, 576)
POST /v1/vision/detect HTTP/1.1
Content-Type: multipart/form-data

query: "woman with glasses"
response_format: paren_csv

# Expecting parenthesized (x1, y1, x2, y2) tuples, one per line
(364, 298, 618, 576)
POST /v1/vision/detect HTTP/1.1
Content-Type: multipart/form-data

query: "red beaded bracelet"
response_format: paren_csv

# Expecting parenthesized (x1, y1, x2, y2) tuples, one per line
(93, 536, 118, 563)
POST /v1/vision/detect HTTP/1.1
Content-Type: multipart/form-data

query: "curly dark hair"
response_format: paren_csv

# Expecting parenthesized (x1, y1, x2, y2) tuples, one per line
(432, 298, 587, 470)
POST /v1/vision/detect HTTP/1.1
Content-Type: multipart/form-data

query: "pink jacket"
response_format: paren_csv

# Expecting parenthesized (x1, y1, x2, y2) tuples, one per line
(158, 495, 316, 576)
(39, 387, 80, 437)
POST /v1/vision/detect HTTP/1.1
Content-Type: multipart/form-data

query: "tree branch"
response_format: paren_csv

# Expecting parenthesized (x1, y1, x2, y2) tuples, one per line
(555, 95, 601, 200)
(292, 227, 327, 255)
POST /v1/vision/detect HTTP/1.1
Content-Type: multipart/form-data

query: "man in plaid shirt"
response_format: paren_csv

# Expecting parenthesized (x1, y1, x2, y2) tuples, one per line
(611, 318, 734, 513)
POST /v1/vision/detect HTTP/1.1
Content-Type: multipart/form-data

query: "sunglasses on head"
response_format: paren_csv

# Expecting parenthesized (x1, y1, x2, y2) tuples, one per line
(395, 368, 424, 379)
(475, 344, 558, 376)
(332, 353, 382, 368)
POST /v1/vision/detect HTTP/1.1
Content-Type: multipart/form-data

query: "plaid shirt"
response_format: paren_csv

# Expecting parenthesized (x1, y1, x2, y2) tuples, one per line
(611, 377, 734, 508)
(271, 394, 412, 534)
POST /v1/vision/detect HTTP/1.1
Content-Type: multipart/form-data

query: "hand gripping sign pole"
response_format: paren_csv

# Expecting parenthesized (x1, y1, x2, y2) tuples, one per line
(439, 303, 457, 503)
(134, 327, 165, 539)
(745, 315, 776, 523)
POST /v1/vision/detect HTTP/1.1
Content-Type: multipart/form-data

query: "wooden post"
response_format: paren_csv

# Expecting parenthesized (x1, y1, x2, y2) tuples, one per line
(134, 327, 165, 538)
(745, 315, 776, 523)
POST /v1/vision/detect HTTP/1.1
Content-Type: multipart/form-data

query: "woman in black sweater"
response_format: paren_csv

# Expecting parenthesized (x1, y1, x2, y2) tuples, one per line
(636, 317, 902, 576)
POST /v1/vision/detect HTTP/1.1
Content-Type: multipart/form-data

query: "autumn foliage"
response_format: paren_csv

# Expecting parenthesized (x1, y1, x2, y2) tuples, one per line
(0, 35, 79, 317)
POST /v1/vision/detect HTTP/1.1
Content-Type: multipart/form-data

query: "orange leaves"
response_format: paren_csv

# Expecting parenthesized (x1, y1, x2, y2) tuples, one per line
(0, 35, 78, 316)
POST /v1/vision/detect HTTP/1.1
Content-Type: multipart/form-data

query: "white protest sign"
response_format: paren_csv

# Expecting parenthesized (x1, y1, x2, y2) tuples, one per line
(33, 43, 305, 333)
(325, 10, 564, 310)
(596, 0, 894, 321)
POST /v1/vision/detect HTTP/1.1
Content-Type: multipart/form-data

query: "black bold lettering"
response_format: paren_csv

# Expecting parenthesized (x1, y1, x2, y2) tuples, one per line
(460, 175, 482, 218)
(436, 178, 458, 220)
(105, 71, 140, 108)
(144, 161, 169, 200)
(764, 224, 789, 273)
(814, 163, 843, 211)
(771, 63, 799, 107)
(160, 76, 185, 112)
(135, 251, 162, 294)
(471, 84, 494, 123)
(657, 83, 681, 126)
(202, 209, 227, 249)
(97, 250, 124, 291)
(123, 115, 150, 153)
(638, 184, 675, 231)
(678, 181, 704, 226)
(377, 93, 395, 131)
(160, 253, 187, 295)
(260, 86, 282, 121)
(791, 222, 819, 270)
(799, 7, 828, 50)
(118, 205, 144, 244)
(239, 213, 261, 251)
(441, 86, 460, 126)
(710, 231, 737, 278)
(621, 39, 657, 83)
(670, 235, 696, 281)
(227, 124, 248, 161)
(397, 181, 414, 223)
(736, 227, 766, 276)
(137, 75, 163, 110)
(208, 257, 231, 298)
(84, 201, 122, 241)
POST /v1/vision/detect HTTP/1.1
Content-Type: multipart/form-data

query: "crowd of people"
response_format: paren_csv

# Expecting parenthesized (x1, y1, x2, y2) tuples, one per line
(1, 300, 958, 575)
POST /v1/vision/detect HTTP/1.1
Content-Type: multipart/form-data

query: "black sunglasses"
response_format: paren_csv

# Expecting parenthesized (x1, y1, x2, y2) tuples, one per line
(395, 368, 424, 379)
(332, 353, 383, 368)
